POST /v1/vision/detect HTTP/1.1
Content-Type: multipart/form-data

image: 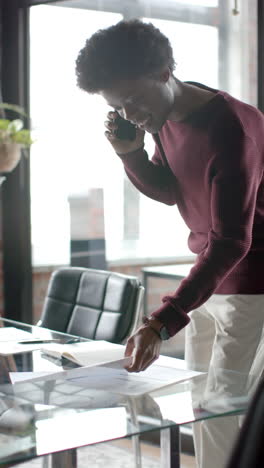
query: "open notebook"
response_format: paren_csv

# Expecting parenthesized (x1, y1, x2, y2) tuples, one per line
(40, 340, 128, 367)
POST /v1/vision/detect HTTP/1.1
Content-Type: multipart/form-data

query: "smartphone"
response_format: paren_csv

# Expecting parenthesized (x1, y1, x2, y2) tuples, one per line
(114, 114, 137, 141)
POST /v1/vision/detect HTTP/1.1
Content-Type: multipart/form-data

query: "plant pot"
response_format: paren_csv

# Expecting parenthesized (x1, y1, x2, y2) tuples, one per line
(0, 142, 21, 172)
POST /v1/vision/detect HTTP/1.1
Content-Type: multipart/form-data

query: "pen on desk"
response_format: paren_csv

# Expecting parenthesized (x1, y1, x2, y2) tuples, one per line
(18, 339, 61, 344)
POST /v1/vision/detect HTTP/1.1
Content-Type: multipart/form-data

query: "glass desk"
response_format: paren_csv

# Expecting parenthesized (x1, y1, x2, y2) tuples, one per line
(0, 318, 253, 468)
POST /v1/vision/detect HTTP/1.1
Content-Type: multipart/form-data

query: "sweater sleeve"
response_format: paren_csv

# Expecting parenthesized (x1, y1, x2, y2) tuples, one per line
(118, 144, 179, 206)
(151, 133, 263, 337)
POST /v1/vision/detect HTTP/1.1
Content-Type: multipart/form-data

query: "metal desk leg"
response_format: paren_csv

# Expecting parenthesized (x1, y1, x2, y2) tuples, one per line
(160, 425, 180, 468)
(131, 434, 142, 468)
(127, 397, 142, 468)
(51, 449, 77, 468)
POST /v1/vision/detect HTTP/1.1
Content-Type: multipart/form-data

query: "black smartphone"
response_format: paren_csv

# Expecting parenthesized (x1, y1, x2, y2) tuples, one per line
(114, 114, 137, 141)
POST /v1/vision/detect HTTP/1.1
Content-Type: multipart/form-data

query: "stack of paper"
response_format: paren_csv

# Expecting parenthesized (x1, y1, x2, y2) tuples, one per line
(9, 341, 203, 396)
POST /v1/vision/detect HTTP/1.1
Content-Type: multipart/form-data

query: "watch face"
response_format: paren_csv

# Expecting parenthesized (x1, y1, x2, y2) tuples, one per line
(160, 326, 170, 340)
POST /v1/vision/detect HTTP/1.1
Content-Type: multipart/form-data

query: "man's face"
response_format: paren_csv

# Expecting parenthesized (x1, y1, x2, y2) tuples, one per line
(99, 73, 174, 134)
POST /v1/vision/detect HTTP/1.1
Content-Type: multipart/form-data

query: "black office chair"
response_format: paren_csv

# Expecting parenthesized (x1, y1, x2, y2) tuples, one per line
(37, 267, 144, 344)
(37, 267, 144, 468)
(226, 376, 264, 468)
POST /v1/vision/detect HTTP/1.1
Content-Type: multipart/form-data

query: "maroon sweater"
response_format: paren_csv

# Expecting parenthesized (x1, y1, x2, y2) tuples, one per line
(119, 84, 264, 337)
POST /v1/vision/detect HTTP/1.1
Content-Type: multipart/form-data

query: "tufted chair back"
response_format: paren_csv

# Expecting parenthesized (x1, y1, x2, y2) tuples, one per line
(37, 267, 144, 344)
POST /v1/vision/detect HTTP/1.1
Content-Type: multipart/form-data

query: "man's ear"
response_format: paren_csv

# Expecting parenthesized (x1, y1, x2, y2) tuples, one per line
(160, 68, 171, 83)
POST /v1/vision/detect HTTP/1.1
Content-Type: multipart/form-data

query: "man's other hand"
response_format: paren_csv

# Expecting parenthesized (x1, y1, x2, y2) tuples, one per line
(104, 111, 145, 155)
(124, 325, 161, 373)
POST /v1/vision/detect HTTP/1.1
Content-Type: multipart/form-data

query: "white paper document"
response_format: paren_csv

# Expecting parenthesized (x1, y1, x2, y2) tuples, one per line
(66, 363, 202, 396)
(0, 327, 40, 342)
(9, 358, 130, 385)
(10, 353, 202, 396)
(9, 371, 60, 384)
(0, 327, 46, 355)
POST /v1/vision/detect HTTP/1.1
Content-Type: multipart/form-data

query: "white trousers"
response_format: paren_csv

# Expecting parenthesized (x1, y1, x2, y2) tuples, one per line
(185, 294, 264, 468)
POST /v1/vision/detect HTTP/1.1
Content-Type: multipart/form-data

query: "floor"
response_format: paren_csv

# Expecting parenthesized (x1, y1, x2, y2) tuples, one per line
(113, 439, 196, 468)
(14, 439, 196, 468)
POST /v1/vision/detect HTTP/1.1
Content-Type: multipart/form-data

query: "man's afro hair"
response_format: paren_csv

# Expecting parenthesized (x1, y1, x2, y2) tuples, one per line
(76, 19, 175, 93)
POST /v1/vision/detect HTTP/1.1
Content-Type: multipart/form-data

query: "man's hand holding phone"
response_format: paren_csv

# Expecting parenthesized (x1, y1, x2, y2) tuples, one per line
(104, 111, 145, 154)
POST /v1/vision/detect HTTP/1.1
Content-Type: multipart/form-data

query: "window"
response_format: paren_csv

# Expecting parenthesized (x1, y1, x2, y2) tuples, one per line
(30, 5, 122, 265)
(30, 0, 257, 265)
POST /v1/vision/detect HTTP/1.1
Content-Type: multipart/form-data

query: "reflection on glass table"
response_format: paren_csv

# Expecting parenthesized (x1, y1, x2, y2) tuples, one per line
(0, 318, 254, 468)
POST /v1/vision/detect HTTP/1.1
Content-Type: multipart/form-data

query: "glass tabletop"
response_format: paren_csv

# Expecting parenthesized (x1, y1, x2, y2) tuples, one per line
(0, 318, 254, 466)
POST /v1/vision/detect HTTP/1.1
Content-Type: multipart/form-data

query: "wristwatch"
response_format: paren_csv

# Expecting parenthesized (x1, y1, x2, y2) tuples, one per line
(143, 316, 170, 341)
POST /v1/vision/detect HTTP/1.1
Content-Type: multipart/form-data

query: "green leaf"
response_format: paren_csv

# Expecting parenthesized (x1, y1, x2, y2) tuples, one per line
(11, 130, 33, 146)
(0, 119, 11, 130)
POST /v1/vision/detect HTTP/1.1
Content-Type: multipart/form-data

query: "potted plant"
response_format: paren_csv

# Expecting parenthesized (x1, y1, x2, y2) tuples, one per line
(0, 103, 33, 173)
